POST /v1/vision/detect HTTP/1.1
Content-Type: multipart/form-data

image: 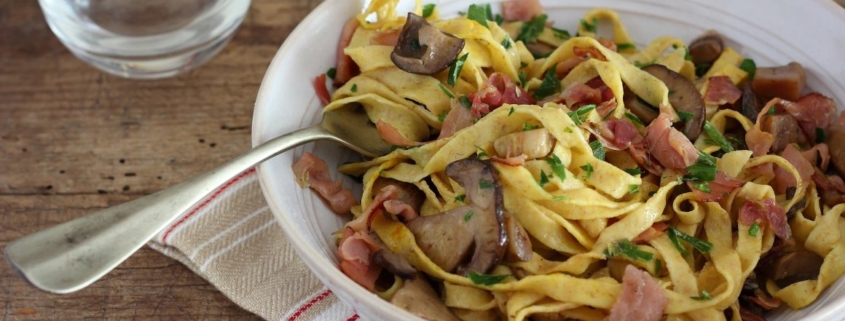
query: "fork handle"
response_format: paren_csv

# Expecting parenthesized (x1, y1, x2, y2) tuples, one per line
(4, 124, 330, 293)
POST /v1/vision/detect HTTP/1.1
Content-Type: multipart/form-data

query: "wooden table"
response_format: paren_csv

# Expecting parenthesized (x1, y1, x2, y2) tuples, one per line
(0, 0, 321, 319)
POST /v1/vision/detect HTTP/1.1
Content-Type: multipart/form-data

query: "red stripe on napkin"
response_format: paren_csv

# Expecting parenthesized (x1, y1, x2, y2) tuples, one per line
(161, 168, 257, 244)
(288, 289, 332, 321)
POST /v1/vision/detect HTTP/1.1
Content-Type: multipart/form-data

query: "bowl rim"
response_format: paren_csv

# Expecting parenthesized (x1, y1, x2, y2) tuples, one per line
(252, 0, 845, 320)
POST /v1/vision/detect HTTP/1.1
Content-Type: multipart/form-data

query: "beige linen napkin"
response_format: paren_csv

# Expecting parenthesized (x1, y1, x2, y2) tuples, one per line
(148, 168, 357, 321)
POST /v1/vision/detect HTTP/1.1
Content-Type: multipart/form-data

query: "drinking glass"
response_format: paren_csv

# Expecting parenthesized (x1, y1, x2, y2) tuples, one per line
(38, 0, 251, 79)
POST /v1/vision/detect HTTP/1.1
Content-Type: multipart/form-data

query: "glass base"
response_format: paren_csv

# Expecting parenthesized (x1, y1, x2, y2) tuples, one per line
(63, 26, 238, 79)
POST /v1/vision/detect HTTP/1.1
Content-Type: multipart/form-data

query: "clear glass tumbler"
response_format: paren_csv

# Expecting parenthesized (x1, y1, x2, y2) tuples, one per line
(38, 0, 251, 79)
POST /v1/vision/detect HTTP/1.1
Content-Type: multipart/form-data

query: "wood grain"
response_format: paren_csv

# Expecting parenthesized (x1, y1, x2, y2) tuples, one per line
(0, 0, 322, 319)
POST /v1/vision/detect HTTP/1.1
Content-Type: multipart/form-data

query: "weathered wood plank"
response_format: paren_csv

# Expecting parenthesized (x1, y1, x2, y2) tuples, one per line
(0, 0, 325, 319)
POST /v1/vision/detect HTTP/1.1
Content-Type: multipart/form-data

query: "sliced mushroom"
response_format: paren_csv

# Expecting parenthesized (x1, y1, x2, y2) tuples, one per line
(786, 197, 807, 220)
(752, 62, 807, 102)
(827, 125, 845, 176)
(642, 64, 706, 140)
(405, 205, 476, 272)
(389, 274, 461, 321)
(504, 214, 532, 262)
(391, 13, 465, 75)
(371, 232, 417, 279)
(739, 83, 761, 121)
(493, 128, 554, 160)
(526, 41, 557, 58)
(688, 30, 724, 65)
(760, 114, 801, 153)
(624, 92, 659, 124)
(405, 159, 507, 275)
(757, 250, 824, 288)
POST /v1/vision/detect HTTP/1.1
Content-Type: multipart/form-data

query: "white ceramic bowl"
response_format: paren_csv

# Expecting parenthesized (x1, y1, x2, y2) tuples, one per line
(252, 0, 845, 320)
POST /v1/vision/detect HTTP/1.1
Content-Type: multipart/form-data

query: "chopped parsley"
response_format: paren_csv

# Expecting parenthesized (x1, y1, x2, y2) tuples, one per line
(678, 111, 694, 122)
(494, 14, 504, 25)
(448, 53, 469, 86)
(634, 60, 656, 68)
(455, 194, 466, 202)
(326, 67, 336, 79)
(551, 27, 570, 40)
(517, 71, 527, 88)
(422, 3, 436, 18)
(625, 112, 645, 127)
(580, 17, 598, 33)
(629, 184, 640, 194)
(580, 163, 594, 179)
(695, 63, 711, 77)
(692, 182, 711, 193)
(567, 104, 596, 125)
(523, 123, 540, 131)
(603, 239, 653, 262)
(459, 95, 472, 109)
(589, 140, 606, 161)
(502, 36, 512, 49)
(704, 121, 734, 152)
(539, 170, 550, 186)
(438, 111, 448, 122)
(691, 290, 712, 301)
(464, 209, 474, 221)
(616, 43, 635, 51)
(484, 3, 494, 21)
(683, 46, 692, 61)
(546, 154, 567, 182)
(668, 227, 713, 256)
(684, 151, 717, 182)
(533, 65, 561, 100)
(654, 259, 663, 275)
(740, 58, 756, 81)
(475, 145, 488, 158)
(437, 82, 455, 99)
(508, 106, 515, 116)
(350, 84, 357, 92)
(466, 4, 489, 29)
(552, 195, 568, 201)
(479, 178, 495, 189)
(516, 14, 548, 43)
(749, 222, 760, 237)
(816, 127, 827, 144)
(768, 105, 777, 115)
(468, 272, 507, 285)
(624, 167, 642, 176)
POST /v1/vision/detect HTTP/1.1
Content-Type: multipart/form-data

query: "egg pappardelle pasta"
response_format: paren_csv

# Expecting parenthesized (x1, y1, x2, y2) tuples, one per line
(292, 1, 845, 320)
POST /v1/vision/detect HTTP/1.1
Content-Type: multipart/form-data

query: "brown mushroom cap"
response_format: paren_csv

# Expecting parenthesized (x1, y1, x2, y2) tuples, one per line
(391, 13, 465, 75)
(688, 30, 724, 65)
(739, 83, 761, 121)
(503, 214, 532, 262)
(757, 250, 824, 288)
(642, 64, 706, 140)
(752, 62, 807, 102)
(624, 91, 659, 124)
(760, 114, 802, 153)
(405, 159, 507, 275)
(370, 232, 417, 279)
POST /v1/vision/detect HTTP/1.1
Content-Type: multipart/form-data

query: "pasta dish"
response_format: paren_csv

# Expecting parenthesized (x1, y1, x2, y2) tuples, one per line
(292, 0, 845, 320)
